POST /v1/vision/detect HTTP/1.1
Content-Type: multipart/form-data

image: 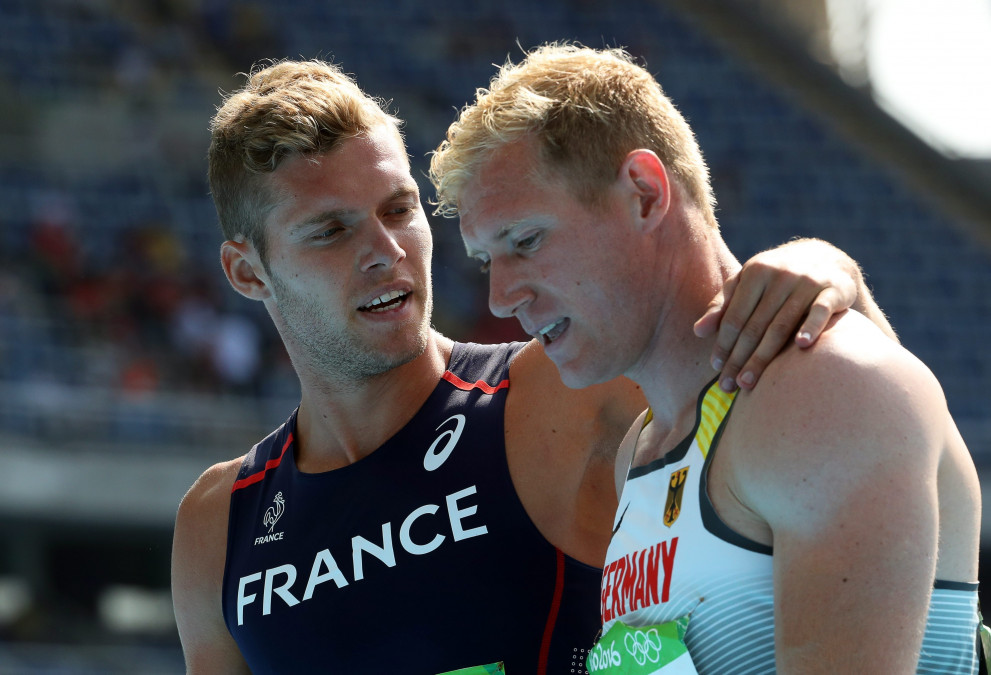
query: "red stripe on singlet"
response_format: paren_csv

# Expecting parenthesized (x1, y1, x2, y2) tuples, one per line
(537, 548, 566, 675)
(441, 370, 509, 394)
(230, 433, 294, 493)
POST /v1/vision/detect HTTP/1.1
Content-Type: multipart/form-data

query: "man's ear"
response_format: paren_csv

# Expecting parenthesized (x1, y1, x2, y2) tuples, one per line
(620, 149, 671, 231)
(220, 238, 272, 301)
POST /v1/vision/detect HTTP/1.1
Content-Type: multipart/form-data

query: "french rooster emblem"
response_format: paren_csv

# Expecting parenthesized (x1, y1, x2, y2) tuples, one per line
(263, 491, 285, 533)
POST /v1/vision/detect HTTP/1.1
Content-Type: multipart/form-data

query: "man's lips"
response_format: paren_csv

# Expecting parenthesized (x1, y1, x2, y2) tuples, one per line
(536, 318, 569, 344)
(359, 289, 410, 312)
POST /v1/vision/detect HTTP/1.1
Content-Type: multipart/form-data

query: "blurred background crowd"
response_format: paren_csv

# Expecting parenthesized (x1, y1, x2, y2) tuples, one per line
(0, 0, 988, 672)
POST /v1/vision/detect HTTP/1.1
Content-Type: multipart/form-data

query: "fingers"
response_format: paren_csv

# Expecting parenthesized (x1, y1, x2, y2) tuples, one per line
(717, 290, 816, 391)
(693, 280, 733, 339)
(795, 287, 845, 347)
(705, 270, 761, 375)
(707, 239, 864, 392)
(693, 302, 723, 339)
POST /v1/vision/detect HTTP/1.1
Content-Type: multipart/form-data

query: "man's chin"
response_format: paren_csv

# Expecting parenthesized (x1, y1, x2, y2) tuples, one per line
(552, 357, 606, 390)
(371, 324, 431, 372)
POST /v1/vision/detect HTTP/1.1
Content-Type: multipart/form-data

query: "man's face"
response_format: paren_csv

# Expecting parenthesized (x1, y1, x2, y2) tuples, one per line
(458, 138, 651, 389)
(258, 124, 434, 381)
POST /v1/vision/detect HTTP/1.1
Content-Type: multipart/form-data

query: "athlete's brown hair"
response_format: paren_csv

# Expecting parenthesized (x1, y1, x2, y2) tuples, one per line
(208, 59, 401, 262)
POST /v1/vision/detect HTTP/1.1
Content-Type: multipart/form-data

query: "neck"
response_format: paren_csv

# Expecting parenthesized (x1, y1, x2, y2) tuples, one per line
(627, 229, 740, 429)
(292, 330, 453, 471)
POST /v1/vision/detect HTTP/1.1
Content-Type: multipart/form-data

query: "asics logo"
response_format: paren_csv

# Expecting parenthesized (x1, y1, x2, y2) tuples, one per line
(424, 414, 466, 471)
(624, 628, 663, 666)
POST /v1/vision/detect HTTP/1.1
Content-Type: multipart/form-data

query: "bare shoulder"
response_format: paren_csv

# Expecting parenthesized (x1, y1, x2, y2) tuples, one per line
(173, 456, 244, 588)
(738, 310, 947, 449)
(176, 457, 243, 534)
(173, 455, 242, 599)
(728, 310, 953, 525)
(720, 312, 977, 670)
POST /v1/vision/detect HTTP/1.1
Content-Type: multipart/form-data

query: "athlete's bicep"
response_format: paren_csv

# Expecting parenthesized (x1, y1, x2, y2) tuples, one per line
(737, 334, 942, 672)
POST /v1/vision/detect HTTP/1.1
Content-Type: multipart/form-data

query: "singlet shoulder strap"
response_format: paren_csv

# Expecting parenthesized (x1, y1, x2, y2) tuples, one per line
(443, 341, 526, 393)
(695, 381, 737, 460)
(628, 378, 737, 478)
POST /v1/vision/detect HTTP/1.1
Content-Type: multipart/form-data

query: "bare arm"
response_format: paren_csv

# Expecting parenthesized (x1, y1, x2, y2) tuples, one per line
(695, 238, 897, 392)
(504, 340, 645, 565)
(733, 314, 944, 673)
(172, 459, 251, 674)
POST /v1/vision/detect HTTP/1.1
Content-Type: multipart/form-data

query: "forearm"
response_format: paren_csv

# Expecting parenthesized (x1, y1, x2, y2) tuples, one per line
(847, 262, 898, 342)
(788, 237, 898, 342)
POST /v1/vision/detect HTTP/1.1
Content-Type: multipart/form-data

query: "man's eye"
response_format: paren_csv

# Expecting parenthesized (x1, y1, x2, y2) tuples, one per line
(315, 227, 343, 239)
(516, 233, 541, 250)
(387, 204, 416, 216)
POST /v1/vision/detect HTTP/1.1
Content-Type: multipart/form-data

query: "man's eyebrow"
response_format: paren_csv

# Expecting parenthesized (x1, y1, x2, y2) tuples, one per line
(463, 220, 530, 259)
(288, 186, 420, 233)
(389, 185, 420, 201)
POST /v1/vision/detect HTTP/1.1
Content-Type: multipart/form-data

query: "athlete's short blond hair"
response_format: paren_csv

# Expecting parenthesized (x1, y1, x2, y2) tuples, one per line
(429, 43, 717, 228)
(208, 59, 401, 261)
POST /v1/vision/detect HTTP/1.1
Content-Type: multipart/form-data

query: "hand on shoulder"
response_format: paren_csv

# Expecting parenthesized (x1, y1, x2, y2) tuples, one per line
(736, 309, 945, 470)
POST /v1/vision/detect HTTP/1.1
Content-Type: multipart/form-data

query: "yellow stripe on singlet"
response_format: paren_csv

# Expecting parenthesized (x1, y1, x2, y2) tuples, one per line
(642, 408, 653, 429)
(640, 381, 737, 458)
(697, 382, 736, 459)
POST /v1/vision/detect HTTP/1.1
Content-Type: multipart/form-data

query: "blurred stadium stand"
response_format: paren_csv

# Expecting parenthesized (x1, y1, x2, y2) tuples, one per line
(0, 0, 987, 671)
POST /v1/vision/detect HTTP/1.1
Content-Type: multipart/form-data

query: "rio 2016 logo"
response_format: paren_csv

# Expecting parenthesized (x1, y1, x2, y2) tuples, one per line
(587, 640, 622, 671)
(587, 627, 666, 672)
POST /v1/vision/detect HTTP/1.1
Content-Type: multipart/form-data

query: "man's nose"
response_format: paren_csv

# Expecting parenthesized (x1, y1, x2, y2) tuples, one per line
(359, 219, 406, 272)
(487, 260, 530, 319)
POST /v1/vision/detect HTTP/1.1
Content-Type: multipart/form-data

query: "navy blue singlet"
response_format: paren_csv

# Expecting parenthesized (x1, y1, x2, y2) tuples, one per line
(222, 342, 604, 674)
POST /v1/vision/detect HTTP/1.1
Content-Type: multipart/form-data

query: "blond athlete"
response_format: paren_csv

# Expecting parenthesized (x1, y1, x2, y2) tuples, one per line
(431, 44, 981, 674)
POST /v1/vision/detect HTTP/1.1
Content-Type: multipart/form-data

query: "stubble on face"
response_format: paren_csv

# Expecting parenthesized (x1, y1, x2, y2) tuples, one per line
(268, 264, 433, 386)
(256, 126, 438, 389)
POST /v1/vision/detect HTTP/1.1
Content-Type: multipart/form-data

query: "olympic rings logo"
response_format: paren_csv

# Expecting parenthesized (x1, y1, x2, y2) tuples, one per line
(623, 627, 664, 666)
